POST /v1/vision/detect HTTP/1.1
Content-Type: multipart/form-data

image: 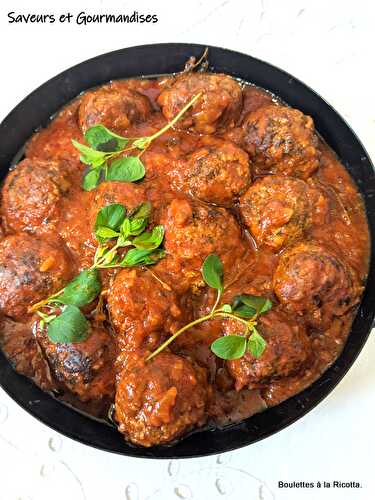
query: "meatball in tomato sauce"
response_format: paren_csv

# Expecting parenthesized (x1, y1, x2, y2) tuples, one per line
(158, 198, 247, 293)
(240, 176, 315, 250)
(2, 159, 71, 234)
(241, 104, 320, 178)
(107, 268, 184, 352)
(78, 86, 152, 134)
(35, 322, 115, 403)
(273, 242, 362, 329)
(0, 235, 73, 321)
(158, 73, 243, 134)
(225, 309, 311, 390)
(183, 141, 251, 206)
(90, 181, 146, 224)
(115, 353, 208, 447)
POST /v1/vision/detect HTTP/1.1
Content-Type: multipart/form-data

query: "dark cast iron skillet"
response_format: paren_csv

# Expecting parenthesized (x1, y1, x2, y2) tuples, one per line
(0, 43, 374, 459)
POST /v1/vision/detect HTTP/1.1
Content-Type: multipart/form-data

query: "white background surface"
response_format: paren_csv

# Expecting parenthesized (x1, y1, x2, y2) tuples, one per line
(0, 1, 374, 499)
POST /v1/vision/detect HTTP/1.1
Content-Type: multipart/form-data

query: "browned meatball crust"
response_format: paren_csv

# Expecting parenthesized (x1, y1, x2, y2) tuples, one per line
(115, 353, 208, 446)
(78, 86, 152, 133)
(239, 176, 313, 250)
(273, 242, 362, 328)
(36, 323, 115, 402)
(2, 159, 71, 234)
(157, 198, 247, 293)
(0, 235, 73, 320)
(225, 309, 311, 390)
(241, 104, 320, 178)
(184, 141, 251, 205)
(157, 73, 243, 134)
(89, 181, 146, 226)
(107, 268, 183, 352)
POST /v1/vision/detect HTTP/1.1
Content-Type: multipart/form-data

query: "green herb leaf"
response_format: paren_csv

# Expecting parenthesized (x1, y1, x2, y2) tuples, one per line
(247, 329, 267, 358)
(126, 202, 152, 236)
(120, 248, 166, 267)
(129, 217, 148, 236)
(85, 125, 128, 152)
(211, 335, 247, 360)
(221, 304, 232, 313)
(132, 137, 151, 150)
(72, 140, 106, 166)
(98, 248, 119, 267)
(94, 204, 126, 242)
(202, 254, 224, 292)
(59, 269, 102, 308)
(132, 225, 164, 250)
(83, 168, 101, 191)
(106, 157, 145, 182)
(95, 227, 120, 240)
(130, 202, 152, 221)
(47, 305, 89, 344)
(238, 295, 272, 315)
(119, 218, 131, 239)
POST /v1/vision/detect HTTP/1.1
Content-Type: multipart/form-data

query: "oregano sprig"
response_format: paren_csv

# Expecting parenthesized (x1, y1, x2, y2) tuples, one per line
(72, 92, 202, 191)
(30, 202, 165, 344)
(147, 254, 271, 362)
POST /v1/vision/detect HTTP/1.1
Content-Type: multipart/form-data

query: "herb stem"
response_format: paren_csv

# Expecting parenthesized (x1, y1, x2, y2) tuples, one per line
(146, 308, 255, 362)
(90, 242, 121, 269)
(147, 92, 202, 142)
(210, 289, 222, 316)
(146, 313, 213, 361)
(214, 311, 253, 329)
(29, 289, 64, 313)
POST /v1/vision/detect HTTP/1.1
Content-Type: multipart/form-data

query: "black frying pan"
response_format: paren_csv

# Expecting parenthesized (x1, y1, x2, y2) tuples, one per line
(0, 43, 374, 459)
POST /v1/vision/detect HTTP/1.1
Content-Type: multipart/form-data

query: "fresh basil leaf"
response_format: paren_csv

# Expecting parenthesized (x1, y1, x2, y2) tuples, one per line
(85, 125, 128, 152)
(95, 203, 126, 234)
(106, 157, 145, 182)
(59, 269, 102, 308)
(120, 248, 165, 267)
(132, 137, 151, 150)
(132, 225, 164, 250)
(202, 254, 224, 292)
(247, 329, 267, 358)
(211, 335, 247, 360)
(47, 305, 89, 344)
(238, 295, 272, 315)
(95, 227, 120, 240)
(82, 168, 101, 191)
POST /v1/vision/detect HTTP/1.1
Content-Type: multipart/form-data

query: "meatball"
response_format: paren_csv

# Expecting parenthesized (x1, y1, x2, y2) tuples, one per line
(107, 268, 183, 352)
(115, 353, 208, 446)
(89, 181, 148, 245)
(241, 104, 320, 178)
(0, 235, 73, 320)
(184, 141, 251, 205)
(273, 242, 362, 328)
(158, 198, 247, 293)
(90, 181, 146, 226)
(2, 159, 71, 234)
(35, 322, 115, 402)
(157, 73, 243, 134)
(78, 86, 152, 133)
(239, 176, 312, 250)
(226, 309, 311, 390)
(26, 100, 83, 163)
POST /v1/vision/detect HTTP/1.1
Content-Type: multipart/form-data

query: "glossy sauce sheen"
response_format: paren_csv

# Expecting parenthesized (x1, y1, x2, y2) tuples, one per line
(0, 74, 369, 447)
